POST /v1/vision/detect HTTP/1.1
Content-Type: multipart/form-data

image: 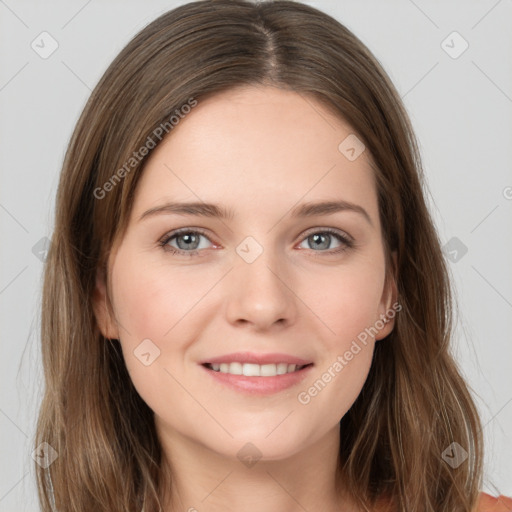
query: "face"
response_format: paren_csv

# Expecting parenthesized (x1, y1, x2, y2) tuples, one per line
(93, 85, 397, 463)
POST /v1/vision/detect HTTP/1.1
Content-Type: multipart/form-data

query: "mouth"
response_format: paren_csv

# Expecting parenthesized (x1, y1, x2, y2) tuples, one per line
(202, 362, 313, 376)
(199, 354, 314, 395)
(198, 352, 314, 394)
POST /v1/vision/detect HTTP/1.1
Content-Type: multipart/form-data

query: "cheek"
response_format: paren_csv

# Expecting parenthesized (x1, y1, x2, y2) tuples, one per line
(110, 250, 211, 343)
(294, 257, 384, 415)
(108, 251, 201, 392)
(108, 248, 230, 404)
(305, 257, 386, 346)
(296, 294, 378, 422)
(297, 343, 374, 426)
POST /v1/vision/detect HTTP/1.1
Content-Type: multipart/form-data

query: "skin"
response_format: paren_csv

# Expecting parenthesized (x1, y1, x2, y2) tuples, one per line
(93, 85, 397, 512)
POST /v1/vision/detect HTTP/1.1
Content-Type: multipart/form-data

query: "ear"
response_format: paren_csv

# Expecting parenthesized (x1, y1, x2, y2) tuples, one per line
(375, 250, 399, 341)
(91, 266, 120, 340)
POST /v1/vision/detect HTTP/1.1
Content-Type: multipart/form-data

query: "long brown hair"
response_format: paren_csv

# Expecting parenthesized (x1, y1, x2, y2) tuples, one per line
(35, 1, 483, 510)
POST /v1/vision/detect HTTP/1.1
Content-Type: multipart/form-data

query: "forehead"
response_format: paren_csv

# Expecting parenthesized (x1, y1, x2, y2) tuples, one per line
(130, 85, 377, 220)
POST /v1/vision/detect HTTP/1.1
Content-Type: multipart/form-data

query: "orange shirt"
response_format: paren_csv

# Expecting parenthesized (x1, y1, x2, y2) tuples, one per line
(375, 492, 512, 511)
(477, 493, 512, 511)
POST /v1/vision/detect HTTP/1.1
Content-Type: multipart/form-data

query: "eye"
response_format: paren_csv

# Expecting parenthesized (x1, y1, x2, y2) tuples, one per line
(158, 227, 354, 257)
(159, 229, 214, 255)
(297, 229, 353, 253)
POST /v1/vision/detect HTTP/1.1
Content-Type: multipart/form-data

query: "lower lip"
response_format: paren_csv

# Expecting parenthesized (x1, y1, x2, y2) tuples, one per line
(200, 364, 314, 395)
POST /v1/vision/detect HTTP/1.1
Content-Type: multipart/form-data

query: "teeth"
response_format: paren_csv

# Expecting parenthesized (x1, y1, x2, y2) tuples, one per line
(208, 362, 305, 376)
(243, 363, 261, 376)
(277, 363, 288, 375)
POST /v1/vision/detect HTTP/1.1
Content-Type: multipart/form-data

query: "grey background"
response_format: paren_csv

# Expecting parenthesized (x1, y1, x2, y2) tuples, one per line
(1, 0, 511, 509)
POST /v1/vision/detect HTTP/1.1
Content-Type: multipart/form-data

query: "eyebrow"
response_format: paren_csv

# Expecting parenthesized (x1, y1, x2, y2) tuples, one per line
(138, 200, 373, 226)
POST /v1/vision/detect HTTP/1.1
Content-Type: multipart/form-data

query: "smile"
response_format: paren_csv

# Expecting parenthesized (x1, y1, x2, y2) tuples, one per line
(204, 362, 311, 376)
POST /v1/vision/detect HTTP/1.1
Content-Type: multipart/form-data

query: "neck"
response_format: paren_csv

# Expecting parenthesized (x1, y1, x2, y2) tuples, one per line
(157, 423, 358, 512)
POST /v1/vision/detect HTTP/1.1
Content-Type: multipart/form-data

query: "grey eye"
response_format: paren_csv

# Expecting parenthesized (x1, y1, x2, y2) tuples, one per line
(300, 232, 342, 251)
(175, 233, 201, 250)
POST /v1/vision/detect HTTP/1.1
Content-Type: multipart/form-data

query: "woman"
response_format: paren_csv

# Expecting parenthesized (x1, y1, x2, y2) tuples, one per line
(35, 1, 510, 510)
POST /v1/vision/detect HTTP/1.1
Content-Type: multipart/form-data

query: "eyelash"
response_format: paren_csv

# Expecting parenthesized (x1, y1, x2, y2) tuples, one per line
(158, 227, 354, 257)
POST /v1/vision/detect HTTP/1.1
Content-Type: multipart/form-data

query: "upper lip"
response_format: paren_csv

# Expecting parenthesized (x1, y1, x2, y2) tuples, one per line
(200, 352, 313, 366)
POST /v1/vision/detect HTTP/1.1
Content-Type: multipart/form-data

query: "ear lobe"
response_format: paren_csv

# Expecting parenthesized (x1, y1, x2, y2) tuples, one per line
(375, 251, 399, 341)
(92, 267, 119, 340)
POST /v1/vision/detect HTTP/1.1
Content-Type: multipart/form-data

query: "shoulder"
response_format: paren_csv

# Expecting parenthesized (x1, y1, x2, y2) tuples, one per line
(477, 492, 512, 511)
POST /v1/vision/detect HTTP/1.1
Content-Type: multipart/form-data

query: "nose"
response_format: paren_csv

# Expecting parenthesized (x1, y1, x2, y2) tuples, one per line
(224, 247, 298, 332)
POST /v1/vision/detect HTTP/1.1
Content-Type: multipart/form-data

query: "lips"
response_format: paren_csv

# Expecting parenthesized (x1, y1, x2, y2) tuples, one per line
(199, 351, 313, 366)
(200, 361, 313, 394)
(199, 352, 314, 394)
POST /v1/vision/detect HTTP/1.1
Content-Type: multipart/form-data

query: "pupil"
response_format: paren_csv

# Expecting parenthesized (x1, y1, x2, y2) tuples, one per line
(177, 233, 198, 250)
(310, 233, 329, 250)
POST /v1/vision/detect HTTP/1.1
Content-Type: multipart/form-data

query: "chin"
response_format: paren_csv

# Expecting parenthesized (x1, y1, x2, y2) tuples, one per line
(216, 424, 316, 463)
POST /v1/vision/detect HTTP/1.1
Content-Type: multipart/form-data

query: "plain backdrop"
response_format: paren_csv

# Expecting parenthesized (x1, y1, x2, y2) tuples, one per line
(1, 0, 511, 509)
